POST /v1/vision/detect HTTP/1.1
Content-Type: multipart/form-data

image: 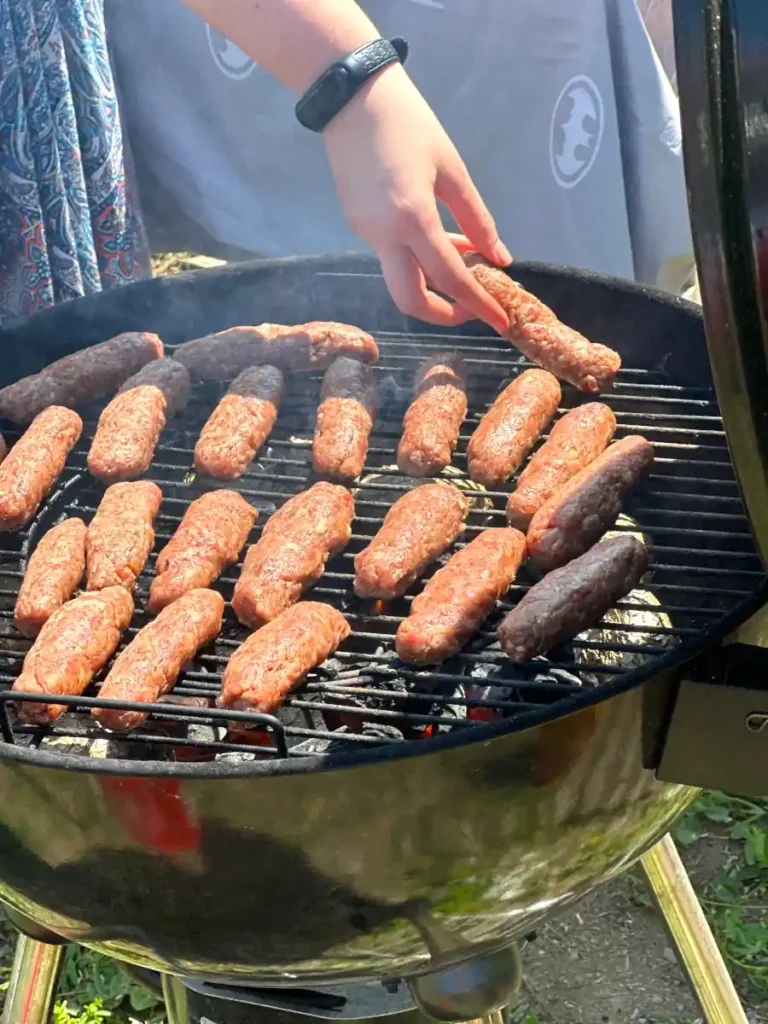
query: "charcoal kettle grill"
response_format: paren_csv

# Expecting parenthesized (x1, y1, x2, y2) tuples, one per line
(1, 0, 768, 1021)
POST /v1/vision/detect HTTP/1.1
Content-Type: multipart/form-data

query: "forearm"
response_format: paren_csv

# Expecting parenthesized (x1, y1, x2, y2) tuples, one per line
(180, 0, 380, 93)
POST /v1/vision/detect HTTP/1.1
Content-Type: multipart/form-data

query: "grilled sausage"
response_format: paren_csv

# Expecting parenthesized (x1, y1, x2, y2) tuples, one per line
(12, 587, 134, 725)
(219, 602, 350, 714)
(506, 403, 617, 529)
(14, 518, 88, 636)
(86, 481, 163, 591)
(87, 359, 191, 483)
(396, 528, 527, 664)
(0, 407, 82, 531)
(93, 589, 225, 732)
(527, 435, 654, 571)
(464, 256, 621, 393)
(397, 354, 467, 477)
(0, 332, 164, 425)
(232, 482, 353, 629)
(498, 534, 649, 662)
(149, 490, 257, 612)
(313, 357, 377, 482)
(467, 369, 561, 488)
(354, 483, 469, 600)
(174, 322, 379, 381)
(194, 365, 285, 479)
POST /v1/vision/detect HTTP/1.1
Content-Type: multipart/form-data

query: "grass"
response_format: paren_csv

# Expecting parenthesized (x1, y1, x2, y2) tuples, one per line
(673, 790, 768, 1001)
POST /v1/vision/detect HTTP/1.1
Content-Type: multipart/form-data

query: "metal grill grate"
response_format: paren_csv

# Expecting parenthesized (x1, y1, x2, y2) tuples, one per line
(0, 329, 764, 764)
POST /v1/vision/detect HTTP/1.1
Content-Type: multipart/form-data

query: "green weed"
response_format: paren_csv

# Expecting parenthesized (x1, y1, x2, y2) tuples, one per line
(57, 946, 161, 1020)
(674, 790, 768, 999)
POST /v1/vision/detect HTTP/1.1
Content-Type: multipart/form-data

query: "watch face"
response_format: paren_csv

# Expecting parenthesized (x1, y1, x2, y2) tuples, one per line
(324, 66, 353, 107)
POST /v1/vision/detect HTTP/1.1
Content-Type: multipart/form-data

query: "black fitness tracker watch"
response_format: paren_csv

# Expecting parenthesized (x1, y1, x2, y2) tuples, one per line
(295, 37, 408, 133)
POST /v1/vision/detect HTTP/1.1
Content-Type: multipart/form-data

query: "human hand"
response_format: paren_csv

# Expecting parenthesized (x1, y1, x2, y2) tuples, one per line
(322, 64, 512, 332)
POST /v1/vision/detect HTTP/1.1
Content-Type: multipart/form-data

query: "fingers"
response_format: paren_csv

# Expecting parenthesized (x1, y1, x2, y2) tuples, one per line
(445, 233, 513, 263)
(437, 162, 513, 267)
(408, 216, 510, 333)
(378, 246, 474, 326)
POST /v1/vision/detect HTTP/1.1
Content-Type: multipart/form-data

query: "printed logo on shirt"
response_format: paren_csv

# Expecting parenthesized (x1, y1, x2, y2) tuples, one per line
(206, 25, 257, 79)
(550, 75, 604, 189)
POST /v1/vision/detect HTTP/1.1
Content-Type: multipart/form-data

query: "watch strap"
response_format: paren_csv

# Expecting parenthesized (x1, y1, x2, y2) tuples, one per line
(295, 37, 408, 133)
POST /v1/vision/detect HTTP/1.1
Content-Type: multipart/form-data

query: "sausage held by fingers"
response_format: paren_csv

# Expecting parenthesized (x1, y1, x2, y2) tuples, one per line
(464, 255, 621, 393)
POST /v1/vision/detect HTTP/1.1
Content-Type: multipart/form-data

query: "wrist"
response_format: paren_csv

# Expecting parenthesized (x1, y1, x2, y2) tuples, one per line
(298, 41, 409, 135)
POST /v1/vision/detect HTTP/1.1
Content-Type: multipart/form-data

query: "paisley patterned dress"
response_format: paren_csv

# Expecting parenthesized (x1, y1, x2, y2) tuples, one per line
(0, 0, 149, 323)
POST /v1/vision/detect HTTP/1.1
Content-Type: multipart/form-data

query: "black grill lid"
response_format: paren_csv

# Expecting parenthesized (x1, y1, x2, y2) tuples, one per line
(674, 0, 768, 566)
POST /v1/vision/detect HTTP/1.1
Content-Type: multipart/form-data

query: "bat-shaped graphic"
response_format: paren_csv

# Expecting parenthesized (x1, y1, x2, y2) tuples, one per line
(215, 36, 252, 71)
(555, 86, 598, 179)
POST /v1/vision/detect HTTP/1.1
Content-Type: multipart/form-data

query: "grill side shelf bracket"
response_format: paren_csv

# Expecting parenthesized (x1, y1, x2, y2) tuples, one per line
(656, 645, 768, 797)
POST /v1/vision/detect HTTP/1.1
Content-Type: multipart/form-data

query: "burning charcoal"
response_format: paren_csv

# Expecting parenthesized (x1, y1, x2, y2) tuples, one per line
(153, 695, 221, 762)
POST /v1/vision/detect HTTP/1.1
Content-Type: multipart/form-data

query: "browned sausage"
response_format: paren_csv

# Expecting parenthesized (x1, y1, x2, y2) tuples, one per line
(93, 589, 225, 732)
(0, 407, 83, 531)
(12, 587, 134, 725)
(14, 518, 88, 636)
(527, 435, 654, 571)
(354, 483, 469, 600)
(313, 357, 377, 482)
(506, 403, 617, 529)
(498, 534, 649, 662)
(0, 332, 164, 425)
(397, 354, 467, 477)
(396, 528, 527, 664)
(174, 322, 379, 381)
(149, 490, 257, 612)
(464, 256, 621, 393)
(87, 359, 191, 483)
(219, 602, 350, 714)
(467, 369, 561, 488)
(194, 365, 285, 480)
(86, 481, 163, 591)
(232, 482, 353, 629)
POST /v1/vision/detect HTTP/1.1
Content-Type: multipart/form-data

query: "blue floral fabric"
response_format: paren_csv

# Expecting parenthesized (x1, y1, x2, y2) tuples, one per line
(0, 0, 149, 323)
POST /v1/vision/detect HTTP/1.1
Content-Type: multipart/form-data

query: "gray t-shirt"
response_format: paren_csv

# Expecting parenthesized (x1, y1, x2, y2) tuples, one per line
(106, 0, 691, 285)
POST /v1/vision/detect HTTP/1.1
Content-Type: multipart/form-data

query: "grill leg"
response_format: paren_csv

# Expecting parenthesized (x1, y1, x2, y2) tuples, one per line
(162, 973, 190, 1024)
(1, 936, 63, 1024)
(640, 833, 747, 1024)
